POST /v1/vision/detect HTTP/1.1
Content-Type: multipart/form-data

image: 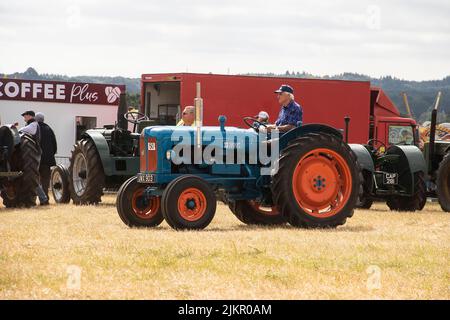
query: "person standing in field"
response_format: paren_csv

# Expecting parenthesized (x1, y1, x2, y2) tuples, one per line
(35, 112, 57, 205)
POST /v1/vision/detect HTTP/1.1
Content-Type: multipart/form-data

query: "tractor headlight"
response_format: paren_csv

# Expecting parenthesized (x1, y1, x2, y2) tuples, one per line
(166, 150, 172, 160)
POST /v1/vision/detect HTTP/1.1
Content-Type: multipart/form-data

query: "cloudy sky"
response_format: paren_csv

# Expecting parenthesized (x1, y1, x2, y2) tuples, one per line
(0, 0, 449, 80)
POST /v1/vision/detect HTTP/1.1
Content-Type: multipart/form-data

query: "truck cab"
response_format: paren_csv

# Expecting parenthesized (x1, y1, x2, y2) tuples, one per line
(369, 87, 418, 148)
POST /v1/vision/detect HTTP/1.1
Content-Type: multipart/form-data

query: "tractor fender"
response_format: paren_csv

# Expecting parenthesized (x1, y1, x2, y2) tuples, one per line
(348, 144, 375, 173)
(279, 124, 343, 151)
(387, 145, 427, 175)
(81, 130, 114, 175)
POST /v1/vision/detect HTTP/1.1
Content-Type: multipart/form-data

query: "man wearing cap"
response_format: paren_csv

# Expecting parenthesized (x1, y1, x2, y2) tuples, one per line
(19, 110, 40, 140)
(35, 112, 57, 205)
(266, 85, 303, 133)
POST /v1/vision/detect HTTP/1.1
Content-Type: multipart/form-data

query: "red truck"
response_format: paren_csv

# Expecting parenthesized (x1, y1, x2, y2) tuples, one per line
(140, 73, 417, 146)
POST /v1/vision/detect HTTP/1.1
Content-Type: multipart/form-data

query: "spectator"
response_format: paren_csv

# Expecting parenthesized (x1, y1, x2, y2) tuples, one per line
(19, 110, 40, 140)
(35, 112, 57, 205)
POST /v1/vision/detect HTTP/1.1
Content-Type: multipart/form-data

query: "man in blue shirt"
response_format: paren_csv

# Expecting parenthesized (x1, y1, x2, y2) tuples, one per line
(267, 84, 303, 133)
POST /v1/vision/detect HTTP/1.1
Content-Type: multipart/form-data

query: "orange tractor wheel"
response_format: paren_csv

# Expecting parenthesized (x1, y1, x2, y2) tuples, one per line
(161, 175, 217, 230)
(116, 176, 164, 228)
(272, 133, 361, 228)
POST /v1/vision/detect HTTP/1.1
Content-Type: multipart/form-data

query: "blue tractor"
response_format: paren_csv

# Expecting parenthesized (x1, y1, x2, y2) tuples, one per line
(116, 85, 362, 230)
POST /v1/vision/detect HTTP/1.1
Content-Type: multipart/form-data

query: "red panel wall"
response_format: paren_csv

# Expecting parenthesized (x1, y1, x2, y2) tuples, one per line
(142, 73, 373, 144)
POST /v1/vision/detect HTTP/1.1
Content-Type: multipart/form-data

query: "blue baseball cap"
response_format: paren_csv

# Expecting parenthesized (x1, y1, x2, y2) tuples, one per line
(274, 84, 294, 94)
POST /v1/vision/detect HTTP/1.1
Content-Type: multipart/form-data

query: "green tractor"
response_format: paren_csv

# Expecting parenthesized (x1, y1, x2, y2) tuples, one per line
(356, 91, 450, 212)
(50, 93, 158, 205)
(352, 142, 427, 211)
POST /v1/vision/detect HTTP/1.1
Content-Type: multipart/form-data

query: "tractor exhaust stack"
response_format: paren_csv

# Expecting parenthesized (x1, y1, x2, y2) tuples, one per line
(428, 91, 442, 174)
(194, 82, 203, 163)
(344, 116, 350, 143)
(117, 93, 128, 131)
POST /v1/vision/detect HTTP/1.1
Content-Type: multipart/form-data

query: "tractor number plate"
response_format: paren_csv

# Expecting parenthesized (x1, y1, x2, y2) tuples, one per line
(137, 173, 155, 183)
(383, 173, 398, 185)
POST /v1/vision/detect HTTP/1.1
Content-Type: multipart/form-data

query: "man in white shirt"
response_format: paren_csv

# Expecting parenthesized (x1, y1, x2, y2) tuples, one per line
(19, 110, 40, 140)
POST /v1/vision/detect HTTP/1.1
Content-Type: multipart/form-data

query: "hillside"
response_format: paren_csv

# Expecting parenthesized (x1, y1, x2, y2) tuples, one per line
(3, 68, 449, 124)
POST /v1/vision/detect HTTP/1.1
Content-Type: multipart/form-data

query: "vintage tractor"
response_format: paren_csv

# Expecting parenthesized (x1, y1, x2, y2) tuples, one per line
(51, 93, 157, 205)
(116, 84, 362, 230)
(351, 142, 427, 211)
(422, 92, 450, 211)
(0, 124, 41, 207)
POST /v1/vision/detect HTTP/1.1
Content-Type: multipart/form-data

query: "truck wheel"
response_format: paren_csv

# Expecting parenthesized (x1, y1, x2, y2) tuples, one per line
(228, 200, 286, 225)
(436, 152, 450, 212)
(272, 133, 360, 228)
(1, 135, 40, 208)
(116, 176, 164, 228)
(162, 175, 216, 230)
(69, 138, 105, 205)
(386, 172, 426, 212)
(50, 164, 71, 204)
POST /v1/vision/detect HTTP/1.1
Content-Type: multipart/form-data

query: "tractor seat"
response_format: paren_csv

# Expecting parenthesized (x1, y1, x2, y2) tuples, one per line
(137, 119, 160, 133)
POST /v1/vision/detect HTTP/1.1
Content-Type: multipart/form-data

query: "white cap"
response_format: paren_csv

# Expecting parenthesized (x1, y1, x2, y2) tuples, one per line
(256, 111, 269, 120)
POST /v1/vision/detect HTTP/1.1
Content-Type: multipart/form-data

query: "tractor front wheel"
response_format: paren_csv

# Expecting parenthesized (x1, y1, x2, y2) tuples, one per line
(116, 176, 164, 228)
(272, 133, 360, 228)
(228, 200, 286, 225)
(69, 138, 105, 205)
(162, 175, 216, 230)
(50, 164, 71, 204)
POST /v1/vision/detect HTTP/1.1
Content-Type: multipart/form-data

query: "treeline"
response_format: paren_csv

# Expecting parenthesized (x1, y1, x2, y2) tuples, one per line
(4, 68, 449, 124)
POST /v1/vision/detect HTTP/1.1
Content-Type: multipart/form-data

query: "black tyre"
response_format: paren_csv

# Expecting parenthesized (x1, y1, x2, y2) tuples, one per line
(357, 170, 373, 209)
(386, 172, 426, 212)
(116, 176, 164, 228)
(1, 135, 40, 208)
(436, 152, 450, 212)
(228, 200, 286, 225)
(162, 175, 216, 230)
(69, 138, 105, 205)
(50, 164, 71, 204)
(271, 133, 361, 228)
(357, 197, 374, 209)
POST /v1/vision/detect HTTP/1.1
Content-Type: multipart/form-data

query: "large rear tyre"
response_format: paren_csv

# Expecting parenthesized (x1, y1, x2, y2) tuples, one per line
(50, 164, 71, 204)
(69, 138, 105, 205)
(436, 152, 450, 212)
(116, 176, 164, 228)
(228, 200, 286, 225)
(162, 175, 216, 230)
(386, 172, 426, 212)
(271, 133, 360, 228)
(1, 135, 40, 208)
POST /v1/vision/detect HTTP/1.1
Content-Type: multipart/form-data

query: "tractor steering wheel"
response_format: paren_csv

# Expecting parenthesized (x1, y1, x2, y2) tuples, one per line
(367, 139, 387, 154)
(124, 111, 149, 125)
(243, 116, 268, 132)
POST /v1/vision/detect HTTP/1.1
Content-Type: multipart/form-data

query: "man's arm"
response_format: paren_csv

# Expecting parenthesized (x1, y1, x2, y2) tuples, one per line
(50, 128, 57, 154)
(19, 122, 38, 136)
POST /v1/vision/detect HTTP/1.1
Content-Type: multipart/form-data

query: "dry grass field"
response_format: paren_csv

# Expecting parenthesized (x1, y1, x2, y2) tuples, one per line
(0, 195, 448, 300)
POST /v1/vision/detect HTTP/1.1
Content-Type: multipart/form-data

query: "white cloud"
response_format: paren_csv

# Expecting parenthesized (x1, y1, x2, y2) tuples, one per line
(0, 0, 449, 80)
